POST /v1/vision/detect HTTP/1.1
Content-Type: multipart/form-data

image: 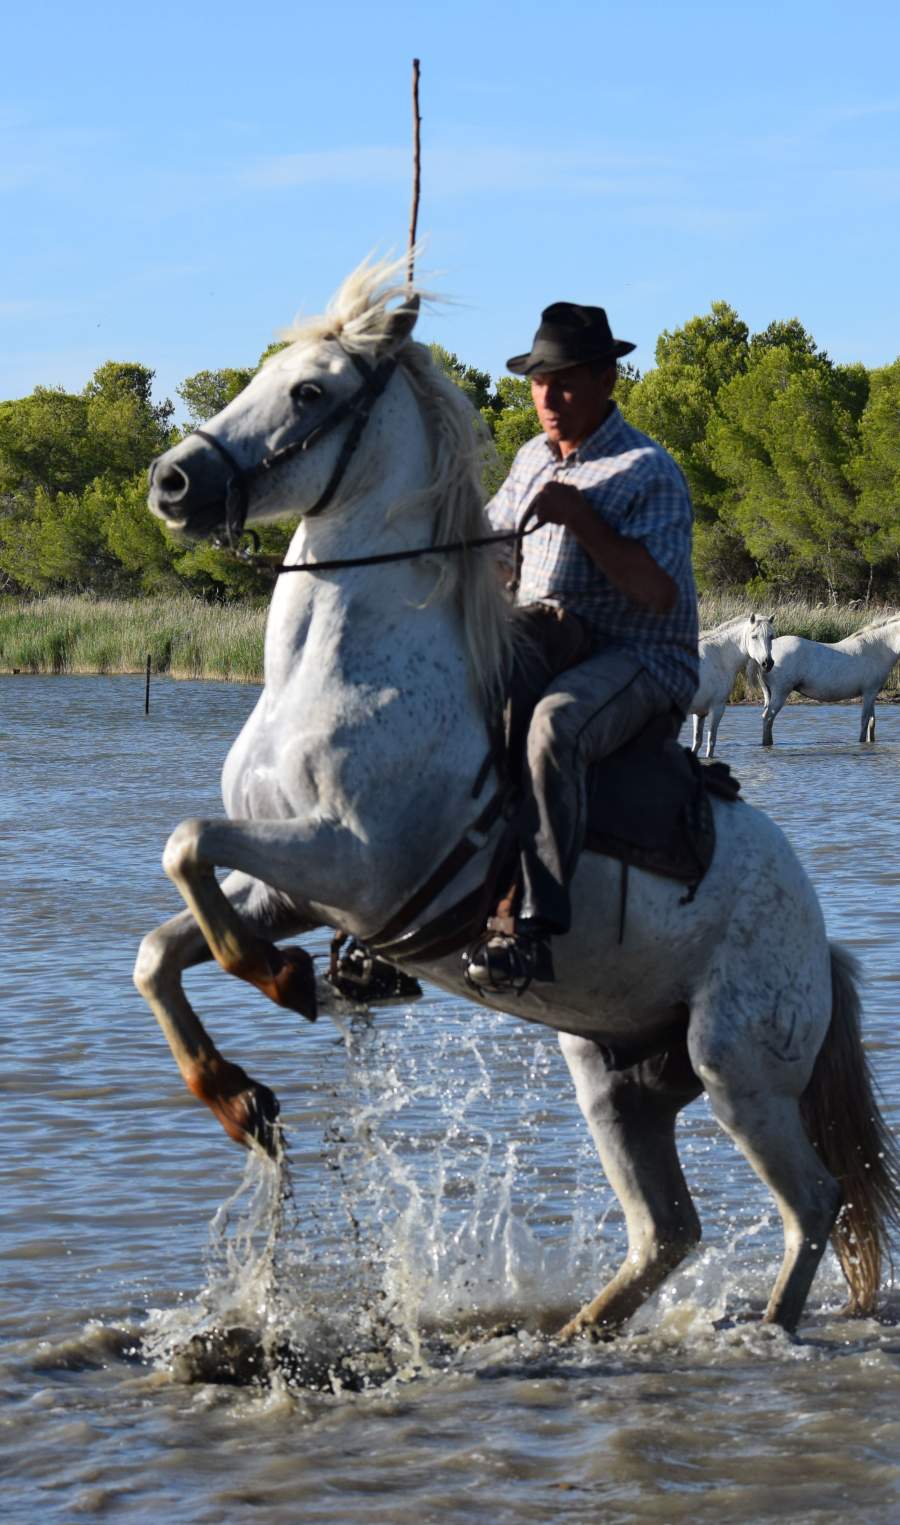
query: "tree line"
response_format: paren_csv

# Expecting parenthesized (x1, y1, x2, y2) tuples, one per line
(1, 305, 898, 604)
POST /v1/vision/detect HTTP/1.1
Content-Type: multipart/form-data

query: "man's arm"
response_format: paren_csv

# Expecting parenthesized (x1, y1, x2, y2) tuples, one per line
(530, 481, 678, 615)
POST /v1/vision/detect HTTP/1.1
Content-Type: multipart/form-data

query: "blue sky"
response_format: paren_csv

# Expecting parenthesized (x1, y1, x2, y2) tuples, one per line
(4, 0, 900, 419)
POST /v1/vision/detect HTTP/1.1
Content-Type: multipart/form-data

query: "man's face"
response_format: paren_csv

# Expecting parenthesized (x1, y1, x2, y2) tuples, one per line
(530, 362, 616, 450)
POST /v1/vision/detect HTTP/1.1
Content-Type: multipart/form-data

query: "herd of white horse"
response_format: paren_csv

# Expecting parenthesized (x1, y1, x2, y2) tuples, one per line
(138, 255, 900, 1343)
(689, 610, 900, 756)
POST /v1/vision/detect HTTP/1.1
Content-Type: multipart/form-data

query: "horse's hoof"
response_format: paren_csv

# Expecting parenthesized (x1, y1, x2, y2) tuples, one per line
(556, 1313, 616, 1344)
(242, 1080, 282, 1159)
(187, 1062, 282, 1157)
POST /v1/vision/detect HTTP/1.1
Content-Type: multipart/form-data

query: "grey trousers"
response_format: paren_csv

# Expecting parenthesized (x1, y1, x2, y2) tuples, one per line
(509, 635, 676, 935)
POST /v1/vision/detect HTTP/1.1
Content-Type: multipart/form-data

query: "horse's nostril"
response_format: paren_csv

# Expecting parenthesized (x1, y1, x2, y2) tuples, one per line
(153, 462, 190, 500)
(764, 658, 774, 672)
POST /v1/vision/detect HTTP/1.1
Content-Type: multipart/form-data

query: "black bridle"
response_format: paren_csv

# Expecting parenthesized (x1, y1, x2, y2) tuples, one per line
(187, 338, 540, 578)
(194, 342, 399, 547)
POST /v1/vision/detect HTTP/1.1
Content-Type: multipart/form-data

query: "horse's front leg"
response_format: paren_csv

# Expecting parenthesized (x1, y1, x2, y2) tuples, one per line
(135, 871, 315, 1152)
(859, 692, 877, 743)
(690, 712, 705, 754)
(706, 702, 726, 757)
(160, 816, 344, 1021)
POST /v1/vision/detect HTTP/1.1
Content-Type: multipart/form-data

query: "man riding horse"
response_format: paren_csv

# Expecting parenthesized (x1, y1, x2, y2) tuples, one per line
(466, 302, 700, 991)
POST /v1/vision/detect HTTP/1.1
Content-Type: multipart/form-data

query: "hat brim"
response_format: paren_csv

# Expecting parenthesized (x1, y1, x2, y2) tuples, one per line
(506, 339, 636, 377)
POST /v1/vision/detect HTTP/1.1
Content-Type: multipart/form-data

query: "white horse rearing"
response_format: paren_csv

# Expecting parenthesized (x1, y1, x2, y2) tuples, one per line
(689, 613, 775, 757)
(758, 616, 900, 745)
(137, 257, 899, 1340)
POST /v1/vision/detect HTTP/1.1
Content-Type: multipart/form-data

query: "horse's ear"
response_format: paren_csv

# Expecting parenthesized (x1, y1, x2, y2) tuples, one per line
(383, 294, 420, 349)
(750, 612, 758, 624)
(769, 612, 776, 624)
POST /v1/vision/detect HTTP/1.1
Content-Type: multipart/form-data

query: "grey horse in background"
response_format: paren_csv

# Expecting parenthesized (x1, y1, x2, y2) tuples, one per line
(755, 614, 900, 745)
(689, 613, 775, 757)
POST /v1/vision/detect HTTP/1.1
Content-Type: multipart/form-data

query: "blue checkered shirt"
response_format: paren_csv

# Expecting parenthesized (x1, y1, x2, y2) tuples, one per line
(486, 405, 699, 712)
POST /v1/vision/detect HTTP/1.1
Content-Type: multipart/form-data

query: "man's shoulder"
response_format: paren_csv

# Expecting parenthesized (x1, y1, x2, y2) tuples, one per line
(509, 431, 552, 473)
(603, 414, 688, 493)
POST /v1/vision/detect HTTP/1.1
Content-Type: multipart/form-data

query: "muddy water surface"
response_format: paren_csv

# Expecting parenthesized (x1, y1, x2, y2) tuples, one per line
(2, 676, 900, 1522)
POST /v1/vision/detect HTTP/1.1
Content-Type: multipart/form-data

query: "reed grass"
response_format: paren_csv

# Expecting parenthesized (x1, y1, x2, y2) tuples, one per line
(1, 592, 897, 694)
(0, 595, 265, 682)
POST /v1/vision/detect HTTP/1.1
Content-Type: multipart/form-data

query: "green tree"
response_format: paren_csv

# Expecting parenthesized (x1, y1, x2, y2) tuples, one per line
(0, 478, 125, 593)
(0, 387, 92, 498)
(848, 357, 900, 591)
(708, 342, 868, 599)
(105, 475, 185, 593)
(83, 361, 174, 479)
(176, 367, 255, 427)
(428, 344, 496, 413)
(623, 302, 749, 521)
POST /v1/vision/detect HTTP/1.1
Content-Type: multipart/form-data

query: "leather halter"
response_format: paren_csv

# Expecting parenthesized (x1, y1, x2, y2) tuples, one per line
(193, 342, 398, 546)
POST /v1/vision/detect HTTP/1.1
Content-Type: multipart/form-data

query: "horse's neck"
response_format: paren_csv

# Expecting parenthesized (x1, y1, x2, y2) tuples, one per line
(704, 624, 746, 674)
(263, 449, 492, 803)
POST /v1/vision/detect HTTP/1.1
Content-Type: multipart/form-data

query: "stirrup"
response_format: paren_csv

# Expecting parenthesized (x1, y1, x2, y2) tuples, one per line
(464, 931, 554, 995)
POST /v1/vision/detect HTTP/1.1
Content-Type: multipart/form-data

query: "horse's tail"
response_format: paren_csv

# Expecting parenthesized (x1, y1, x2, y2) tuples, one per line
(800, 943, 900, 1313)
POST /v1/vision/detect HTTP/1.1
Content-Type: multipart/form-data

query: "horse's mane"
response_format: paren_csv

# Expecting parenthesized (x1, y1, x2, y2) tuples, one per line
(700, 612, 774, 640)
(851, 610, 900, 643)
(278, 254, 512, 714)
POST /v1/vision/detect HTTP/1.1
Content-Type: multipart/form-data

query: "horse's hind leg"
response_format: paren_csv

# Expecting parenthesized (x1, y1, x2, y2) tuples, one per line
(860, 693, 877, 743)
(691, 713, 706, 754)
(557, 1032, 703, 1340)
(691, 1019, 841, 1331)
(134, 872, 313, 1152)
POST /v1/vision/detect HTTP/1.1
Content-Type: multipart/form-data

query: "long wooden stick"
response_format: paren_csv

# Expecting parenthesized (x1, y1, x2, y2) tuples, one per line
(408, 58, 421, 286)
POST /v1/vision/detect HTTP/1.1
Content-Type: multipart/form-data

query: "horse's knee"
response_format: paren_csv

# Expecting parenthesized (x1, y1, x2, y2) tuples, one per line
(162, 817, 206, 880)
(134, 927, 168, 999)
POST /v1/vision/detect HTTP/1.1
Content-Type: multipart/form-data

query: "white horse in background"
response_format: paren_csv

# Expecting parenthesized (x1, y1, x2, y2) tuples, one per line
(689, 613, 775, 757)
(758, 614, 900, 745)
(136, 255, 899, 1341)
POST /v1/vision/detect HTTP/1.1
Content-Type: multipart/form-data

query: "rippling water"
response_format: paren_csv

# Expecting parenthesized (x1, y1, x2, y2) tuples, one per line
(2, 676, 899, 1522)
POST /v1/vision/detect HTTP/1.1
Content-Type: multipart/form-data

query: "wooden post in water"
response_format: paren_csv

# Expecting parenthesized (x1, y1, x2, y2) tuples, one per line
(144, 654, 151, 715)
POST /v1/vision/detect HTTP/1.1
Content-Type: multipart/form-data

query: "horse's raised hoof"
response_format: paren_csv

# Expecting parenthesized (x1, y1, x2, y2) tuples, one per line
(240, 1080, 282, 1159)
(187, 1061, 282, 1158)
(232, 942, 318, 1023)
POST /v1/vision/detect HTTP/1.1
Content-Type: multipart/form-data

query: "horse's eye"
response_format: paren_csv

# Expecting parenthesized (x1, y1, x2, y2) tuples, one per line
(291, 381, 323, 406)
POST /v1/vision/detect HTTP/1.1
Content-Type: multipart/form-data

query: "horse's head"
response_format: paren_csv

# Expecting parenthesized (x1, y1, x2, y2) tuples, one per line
(746, 612, 776, 672)
(148, 282, 420, 545)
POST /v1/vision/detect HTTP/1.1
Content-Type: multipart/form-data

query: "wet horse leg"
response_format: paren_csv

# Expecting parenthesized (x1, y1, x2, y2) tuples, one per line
(688, 972, 840, 1331)
(158, 817, 350, 1022)
(859, 690, 877, 743)
(557, 1032, 703, 1340)
(134, 871, 314, 1151)
(760, 673, 785, 747)
(706, 701, 727, 757)
(696, 1067, 841, 1331)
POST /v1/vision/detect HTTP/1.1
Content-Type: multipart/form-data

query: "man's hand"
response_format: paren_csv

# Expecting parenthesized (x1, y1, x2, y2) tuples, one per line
(530, 481, 589, 530)
(529, 481, 677, 615)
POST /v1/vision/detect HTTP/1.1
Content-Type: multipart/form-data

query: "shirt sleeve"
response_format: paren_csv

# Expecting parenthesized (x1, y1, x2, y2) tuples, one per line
(616, 467, 694, 581)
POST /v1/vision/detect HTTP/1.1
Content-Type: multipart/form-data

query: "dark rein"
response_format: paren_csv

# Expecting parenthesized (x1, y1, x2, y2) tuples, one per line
(190, 334, 539, 585)
(270, 520, 538, 579)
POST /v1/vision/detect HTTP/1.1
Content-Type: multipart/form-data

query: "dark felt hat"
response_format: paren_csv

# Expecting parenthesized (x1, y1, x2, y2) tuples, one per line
(507, 301, 635, 376)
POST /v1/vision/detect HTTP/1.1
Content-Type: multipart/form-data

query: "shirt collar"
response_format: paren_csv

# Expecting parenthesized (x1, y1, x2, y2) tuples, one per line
(541, 402, 624, 465)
